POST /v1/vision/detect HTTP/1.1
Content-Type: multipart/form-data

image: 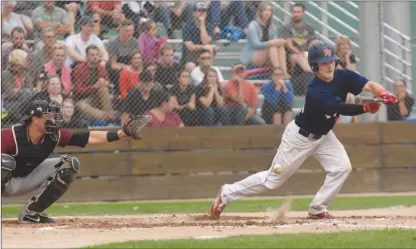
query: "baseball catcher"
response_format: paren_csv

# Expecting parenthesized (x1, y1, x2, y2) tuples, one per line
(1, 99, 151, 223)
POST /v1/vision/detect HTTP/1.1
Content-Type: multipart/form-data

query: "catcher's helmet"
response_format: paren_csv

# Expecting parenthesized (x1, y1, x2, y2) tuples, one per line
(24, 99, 63, 141)
(308, 42, 338, 72)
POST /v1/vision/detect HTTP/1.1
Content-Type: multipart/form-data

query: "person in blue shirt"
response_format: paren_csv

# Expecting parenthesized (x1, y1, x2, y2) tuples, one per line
(261, 67, 294, 125)
(210, 41, 398, 220)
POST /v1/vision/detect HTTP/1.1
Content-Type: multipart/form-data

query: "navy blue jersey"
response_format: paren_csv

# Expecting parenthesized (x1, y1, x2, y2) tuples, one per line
(295, 69, 369, 135)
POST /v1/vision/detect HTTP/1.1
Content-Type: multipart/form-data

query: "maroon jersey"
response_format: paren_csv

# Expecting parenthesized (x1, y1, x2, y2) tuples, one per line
(1, 124, 86, 178)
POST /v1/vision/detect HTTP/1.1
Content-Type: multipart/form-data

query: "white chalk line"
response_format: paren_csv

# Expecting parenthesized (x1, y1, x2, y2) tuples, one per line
(271, 222, 416, 230)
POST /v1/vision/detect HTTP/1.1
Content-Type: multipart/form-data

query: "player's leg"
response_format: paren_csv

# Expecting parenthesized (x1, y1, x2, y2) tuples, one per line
(3, 155, 80, 223)
(309, 131, 352, 218)
(1, 154, 16, 194)
(211, 121, 322, 218)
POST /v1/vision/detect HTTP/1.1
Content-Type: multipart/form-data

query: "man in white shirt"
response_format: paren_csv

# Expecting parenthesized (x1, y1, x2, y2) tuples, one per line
(191, 49, 225, 86)
(64, 16, 109, 68)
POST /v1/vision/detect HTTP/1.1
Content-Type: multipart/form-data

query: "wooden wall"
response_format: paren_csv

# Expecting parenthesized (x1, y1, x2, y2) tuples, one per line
(4, 122, 416, 204)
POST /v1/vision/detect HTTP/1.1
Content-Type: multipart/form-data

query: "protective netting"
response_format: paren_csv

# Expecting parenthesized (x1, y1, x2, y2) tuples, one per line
(1, 1, 414, 128)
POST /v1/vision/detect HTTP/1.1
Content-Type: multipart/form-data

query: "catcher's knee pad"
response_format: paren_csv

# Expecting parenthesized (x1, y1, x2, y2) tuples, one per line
(2, 154, 16, 193)
(26, 155, 80, 213)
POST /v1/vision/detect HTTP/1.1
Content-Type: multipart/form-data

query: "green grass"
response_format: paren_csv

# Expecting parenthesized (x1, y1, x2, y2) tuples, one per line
(86, 229, 416, 248)
(2, 195, 415, 218)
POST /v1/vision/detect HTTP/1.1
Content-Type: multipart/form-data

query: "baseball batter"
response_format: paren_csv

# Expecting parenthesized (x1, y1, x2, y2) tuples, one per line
(1, 99, 149, 223)
(211, 42, 398, 219)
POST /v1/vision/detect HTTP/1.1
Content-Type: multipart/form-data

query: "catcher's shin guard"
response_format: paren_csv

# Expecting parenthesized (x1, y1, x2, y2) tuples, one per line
(26, 155, 80, 213)
(2, 154, 16, 193)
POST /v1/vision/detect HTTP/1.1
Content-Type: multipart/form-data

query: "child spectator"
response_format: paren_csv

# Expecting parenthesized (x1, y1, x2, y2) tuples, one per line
(119, 51, 143, 100)
(145, 91, 184, 128)
(138, 20, 167, 64)
(261, 67, 294, 125)
(169, 69, 198, 126)
(60, 97, 84, 128)
(196, 68, 230, 126)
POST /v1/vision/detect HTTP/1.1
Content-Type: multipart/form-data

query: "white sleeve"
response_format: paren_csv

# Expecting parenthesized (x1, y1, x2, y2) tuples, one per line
(216, 67, 225, 82)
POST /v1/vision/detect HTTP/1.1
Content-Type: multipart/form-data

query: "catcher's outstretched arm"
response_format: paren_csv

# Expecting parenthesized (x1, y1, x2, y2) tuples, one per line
(87, 115, 153, 145)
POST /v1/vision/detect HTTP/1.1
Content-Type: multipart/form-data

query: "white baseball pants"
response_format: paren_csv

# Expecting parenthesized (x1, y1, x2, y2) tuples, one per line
(220, 120, 352, 214)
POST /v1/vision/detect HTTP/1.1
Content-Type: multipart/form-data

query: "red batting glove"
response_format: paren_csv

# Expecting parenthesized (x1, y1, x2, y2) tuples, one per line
(377, 89, 398, 105)
(362, 102, 381, 113)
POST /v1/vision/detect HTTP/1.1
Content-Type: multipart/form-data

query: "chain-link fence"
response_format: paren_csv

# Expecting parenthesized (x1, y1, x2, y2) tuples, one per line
(1, 1, 414, 128)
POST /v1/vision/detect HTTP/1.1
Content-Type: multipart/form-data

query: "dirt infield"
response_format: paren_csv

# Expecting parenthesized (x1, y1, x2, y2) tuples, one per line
(2, 206, 416, 248)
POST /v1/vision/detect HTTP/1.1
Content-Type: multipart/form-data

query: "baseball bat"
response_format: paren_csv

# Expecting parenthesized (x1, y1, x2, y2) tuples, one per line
(354, 96, 386, 104)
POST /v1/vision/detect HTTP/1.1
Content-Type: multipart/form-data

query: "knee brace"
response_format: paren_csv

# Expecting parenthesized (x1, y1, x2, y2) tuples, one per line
(26, 155, 80, 213)
(2, 154, 16, 193)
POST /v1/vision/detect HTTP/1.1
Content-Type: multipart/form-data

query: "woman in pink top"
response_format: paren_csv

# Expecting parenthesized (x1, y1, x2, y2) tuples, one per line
(44, 43, 72, 97)
(138, 20, 167, 63)
(145, 91, 184, 128)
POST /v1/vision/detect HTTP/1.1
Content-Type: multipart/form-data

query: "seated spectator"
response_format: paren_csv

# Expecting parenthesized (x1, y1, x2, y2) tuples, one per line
(1, 27, 31, 68)
(387, 79, 415, 121)
(218, 0, 249, 34)
(335, 36, 357, 71)
(183, 0, 220, 36)
(261, 67, 294, 125)
(1, 49, 35, 123)
(87, 0, 125, 36)
(224, 63, 265, 125)
(44, 43, 72, 96)
(60, 97, 84, 128)
(139, 20, 168, 64)
(32, 1, 70, 43)
(65, 16, 109, 68)
(106, 19, 140, 96)
(279, 3, 316, 75)
(181, 2, 216, 65)
(12, 1, 40, 17)
(169, 69, 198, 126)
(55, 1, 82, 35)
(155, 44, 182, 89)
(91, 13, 102, 38)
(121, 70, 162, 124)
(26, 28, 56, 86)
(242, 2, 289, 78)
(195, 68, 229, 126)
(33, 75, 64, 105)
(191, 49, 225, 86)
(1, 0, 33, 39)
(145, 91, 184, 128)
(119, 51, 143, 100)
(144, 61, 164, 91)
(73, 44, 115, 122)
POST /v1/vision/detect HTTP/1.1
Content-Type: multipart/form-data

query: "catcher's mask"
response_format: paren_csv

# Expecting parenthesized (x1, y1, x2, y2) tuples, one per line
(25, 99, 63, 141)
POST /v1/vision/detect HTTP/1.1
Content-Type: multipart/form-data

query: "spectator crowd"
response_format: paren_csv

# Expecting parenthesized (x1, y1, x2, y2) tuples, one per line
(2, 1, 414, 128)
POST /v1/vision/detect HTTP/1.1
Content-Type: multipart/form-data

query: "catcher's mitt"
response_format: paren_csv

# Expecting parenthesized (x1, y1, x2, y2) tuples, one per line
(122, 115, 152, 140)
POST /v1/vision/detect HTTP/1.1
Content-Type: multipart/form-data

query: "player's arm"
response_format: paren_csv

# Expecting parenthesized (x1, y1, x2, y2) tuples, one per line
(58, 130, 127, 148)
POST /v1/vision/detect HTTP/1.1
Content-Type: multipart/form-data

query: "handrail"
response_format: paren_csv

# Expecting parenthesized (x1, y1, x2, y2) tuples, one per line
(383, 48, 412, 67)
(328, 2, 359, 22)
(383, 35, 412, 53)
(307, 1, 360, 36)
(383, 23, 412, 41)
(384, 62, 412, 81)
(346, 1, 359, 9)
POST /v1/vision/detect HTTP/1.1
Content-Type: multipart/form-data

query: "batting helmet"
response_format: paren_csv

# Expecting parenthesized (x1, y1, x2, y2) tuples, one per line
(23, 99, 63, 141)
(308, 42, 338, 72)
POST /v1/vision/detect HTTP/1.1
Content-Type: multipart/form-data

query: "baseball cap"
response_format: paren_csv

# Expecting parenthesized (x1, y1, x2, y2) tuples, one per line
(78, 16, 94, 27)
(194, 2, 208, 11)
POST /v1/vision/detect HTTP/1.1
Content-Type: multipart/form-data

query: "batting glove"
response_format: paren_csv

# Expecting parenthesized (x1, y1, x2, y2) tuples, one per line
(377, 89, 398, 105)
(362, 102, 381, 113)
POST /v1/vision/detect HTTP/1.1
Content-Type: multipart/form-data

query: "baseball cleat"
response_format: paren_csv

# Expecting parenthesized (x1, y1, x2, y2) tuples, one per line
(308, 211, 335, 219)
(19, 213, 56, 224)
(211, 186, 226, 219)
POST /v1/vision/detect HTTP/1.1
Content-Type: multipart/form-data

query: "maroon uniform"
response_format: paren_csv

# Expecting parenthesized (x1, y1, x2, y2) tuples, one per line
(2, 124, 87, 178)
